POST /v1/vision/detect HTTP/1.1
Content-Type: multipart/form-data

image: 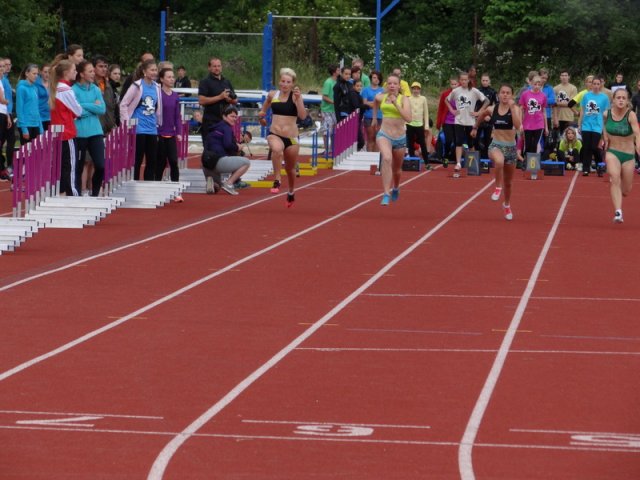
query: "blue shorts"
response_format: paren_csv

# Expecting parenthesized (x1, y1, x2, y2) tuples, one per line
(376, 130, 406, 150)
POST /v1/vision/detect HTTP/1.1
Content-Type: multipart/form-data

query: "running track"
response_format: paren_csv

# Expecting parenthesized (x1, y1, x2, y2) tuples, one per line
(0, 167, 638, 479)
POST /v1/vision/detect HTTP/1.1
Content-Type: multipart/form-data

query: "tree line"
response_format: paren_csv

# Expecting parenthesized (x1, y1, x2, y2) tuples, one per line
(3, 0, 639, 87)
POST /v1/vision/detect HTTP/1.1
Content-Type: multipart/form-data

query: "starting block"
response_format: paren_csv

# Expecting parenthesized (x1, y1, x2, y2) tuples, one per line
(466, 151, 481, 176)
(525, 152, 542, 180)
(480, 159, 492, 173)
(402, 156, 421, 171)
(541, 160, 564, 176)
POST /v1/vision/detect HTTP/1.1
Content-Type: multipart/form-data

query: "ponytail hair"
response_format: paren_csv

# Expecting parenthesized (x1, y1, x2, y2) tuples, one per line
(49, 60, 74, 110)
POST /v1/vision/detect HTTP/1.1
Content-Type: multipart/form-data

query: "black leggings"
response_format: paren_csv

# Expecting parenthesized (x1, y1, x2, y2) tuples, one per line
(76, 135, 105, 196)
(406, 124, 429, 163)
(60, 139, 78, 196)
(135, 133, 158, 180)
(19, 126, 42, 145)
(580, 131, 602, 174)
(156, 136, 179, 181)
(523, 129, 543, 154)
(0, 114, 15, 169)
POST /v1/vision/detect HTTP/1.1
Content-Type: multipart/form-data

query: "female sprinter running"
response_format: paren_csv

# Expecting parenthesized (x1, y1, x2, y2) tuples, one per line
(371, 74, 412, 205)
(474, 84, 522, 220)
(602, 88, 640, 223)
(258, 67, 307, 207)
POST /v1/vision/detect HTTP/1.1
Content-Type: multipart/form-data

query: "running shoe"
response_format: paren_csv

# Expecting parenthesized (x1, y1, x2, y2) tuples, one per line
(270, 179, 281, 194)
(443, 158, 449, 168)
(286, 192, 295, 208)
(206, 176, 214, 194)
(380, 194, 390, 206)
(516, 159, 523, 170)
(454, 163, 462, 172)
(233, 180, 250, 189)
(582, 171, 589, 177)
(173, 194, 184, 203)
(614, 210, 624, 224)
(221, 183, 239, 195)
(491, 187, 502, 201)
(503, 203, 513, 221)
(391, 188, 400, 202)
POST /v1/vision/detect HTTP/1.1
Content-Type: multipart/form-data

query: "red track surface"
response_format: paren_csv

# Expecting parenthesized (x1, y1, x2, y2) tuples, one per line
(1, 166, 639, 479)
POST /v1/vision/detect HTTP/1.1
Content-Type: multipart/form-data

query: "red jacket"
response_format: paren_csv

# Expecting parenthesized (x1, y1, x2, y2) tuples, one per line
(51, 80, 82, 140)
(436, 88, 453, 130)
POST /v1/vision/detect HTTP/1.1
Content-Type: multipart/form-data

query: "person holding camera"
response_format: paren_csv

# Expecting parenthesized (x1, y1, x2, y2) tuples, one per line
(202, 106, 250, 196)
(198, 57, 238, 143)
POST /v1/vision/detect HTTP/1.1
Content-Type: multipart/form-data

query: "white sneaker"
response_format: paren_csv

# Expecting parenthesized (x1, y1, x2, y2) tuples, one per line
(503, 203, 513, 221)
(577, 163, 583, 172)
(491, 187, 502, 201)
(614, 210, 624, 224)
(221, 183, 239, 195)
(206, 176, 214, 194)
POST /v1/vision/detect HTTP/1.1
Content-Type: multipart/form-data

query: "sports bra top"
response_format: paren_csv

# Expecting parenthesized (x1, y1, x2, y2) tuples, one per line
(491, 104, 513, 130)
(605, 109, 633, 137)
(380, 94, 404, 119)
(270, 90, 298, 117)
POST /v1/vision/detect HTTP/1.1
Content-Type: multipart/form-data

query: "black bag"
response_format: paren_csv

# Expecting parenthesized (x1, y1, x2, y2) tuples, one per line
(201, 150, 221, 170)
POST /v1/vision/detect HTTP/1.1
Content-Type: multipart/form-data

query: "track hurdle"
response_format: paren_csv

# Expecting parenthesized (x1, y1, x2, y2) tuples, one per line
(332, 111, 359, 168)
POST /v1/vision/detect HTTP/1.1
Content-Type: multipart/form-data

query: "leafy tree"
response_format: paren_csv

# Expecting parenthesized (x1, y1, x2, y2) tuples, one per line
(0, 0, 58, 76)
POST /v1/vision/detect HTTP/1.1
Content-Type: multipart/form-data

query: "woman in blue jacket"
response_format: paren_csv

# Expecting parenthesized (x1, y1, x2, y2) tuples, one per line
(72, 60, 106, 196)
(35, 63, 51, 132)
(16, 64, 43, 144)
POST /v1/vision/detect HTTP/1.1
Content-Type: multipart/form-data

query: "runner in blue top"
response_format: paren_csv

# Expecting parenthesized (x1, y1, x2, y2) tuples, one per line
(579, 75, 610, 176)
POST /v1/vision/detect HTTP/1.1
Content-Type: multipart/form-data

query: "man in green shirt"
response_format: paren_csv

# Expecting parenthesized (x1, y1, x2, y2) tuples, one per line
(321, 64, 339, 152)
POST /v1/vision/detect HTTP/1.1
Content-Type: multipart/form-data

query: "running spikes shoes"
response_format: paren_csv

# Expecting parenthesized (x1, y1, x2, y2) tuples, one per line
(381, 193, 390, 206)
(503, 203, 513, 221)
(391, 188, 400, 202)
(286, 192, 295, 207)
(270, 179, 281, 194)
(491, 187, 502, 201)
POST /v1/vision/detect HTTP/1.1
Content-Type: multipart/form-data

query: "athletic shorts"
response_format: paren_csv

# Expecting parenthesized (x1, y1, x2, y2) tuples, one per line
(608, 148, 635, 164)
(376, 130, 406, 150)
(489, 140, 518, 165)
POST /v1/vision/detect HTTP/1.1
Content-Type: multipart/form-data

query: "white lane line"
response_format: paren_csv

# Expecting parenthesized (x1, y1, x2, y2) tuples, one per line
(147, 179, 494, 480)
(540, 334, 640, 342)
(0, 425, 637, 454)
(511, 428, 640, 436)
(241, 419, 431, 429)
(346, 328, 483, 336)
(365, 293, 640, 302)
(0, 409, 163, 419)
(0, 170, 433, 383)
(0, 171, 351, 293)
(458, 171, 579, 480)
(296, 347, 640, 356)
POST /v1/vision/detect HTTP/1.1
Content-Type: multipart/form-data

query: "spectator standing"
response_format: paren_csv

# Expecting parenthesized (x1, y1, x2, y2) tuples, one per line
(468, 65, 478, 88)
(120, 52, 154, 100)
(16, 64, 43, 144)
(435, 76, 459, 167)
(0, 59, 12, 181)
(631, 78, 640, 118)
(476, 73, 498, 158)
(49, 60, 82, 196)
(609, 72, 633, 97)
(66, 44, 85, 65)
(352, 58, 370, 88)
(447, 71, 488, 174)
(108, 64, 122, 127)
(579, 75, 609, 176)
(198, 57, 237, 143)
(350, 78, 365, 151)
(320, 64, 339, 153)
(203, 106, 250, 196)
(539, 68, 557, 131)
(406, 81, 431, 169)
(35, 63, 51, 132)
(361, 70, 384, 152)
(553, 70, 577, 134)
(518, 75, 548, 165)
(120, 59, 163, 180)
(174, 65, 191, 97)
(333, 66, 355, 121)
(92, 56, 116, 136)
(73, 60, 106, 196)
(156, 68, 183, 189)
(391, 67, 411, 96)
(0, 57, 16, 177)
